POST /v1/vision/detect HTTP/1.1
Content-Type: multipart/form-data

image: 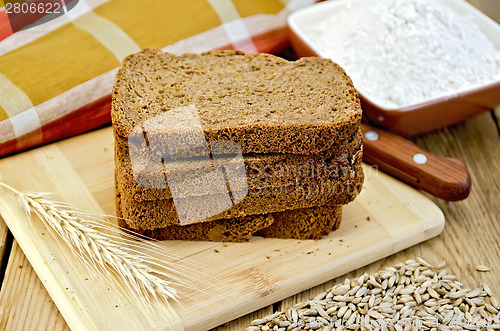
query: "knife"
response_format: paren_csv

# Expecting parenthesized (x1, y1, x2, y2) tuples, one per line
(360, 122, 471, 201)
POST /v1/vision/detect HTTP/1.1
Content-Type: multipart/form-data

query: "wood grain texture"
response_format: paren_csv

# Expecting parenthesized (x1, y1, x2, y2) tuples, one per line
(494, 105, 500, 133)
(0, 126, 444, 330)
(0, 112, 497, 330)
(0, 110, 498, 330)
(212, 111, 500, 330)
(0, 241, 69, 331)
(0, 218, 8, 274)
(0, 144, 184, 331)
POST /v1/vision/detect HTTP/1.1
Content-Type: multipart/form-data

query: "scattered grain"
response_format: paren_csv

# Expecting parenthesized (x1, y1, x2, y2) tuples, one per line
(476, 265, 491, 272)
(247, 259, 500, 330)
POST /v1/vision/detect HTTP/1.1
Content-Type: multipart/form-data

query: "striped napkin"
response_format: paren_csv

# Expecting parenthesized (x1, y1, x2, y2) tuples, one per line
(0, 0, 314, 158)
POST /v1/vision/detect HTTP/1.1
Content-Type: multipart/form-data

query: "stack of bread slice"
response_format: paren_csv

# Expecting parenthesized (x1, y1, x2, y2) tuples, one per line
(112, 49, 364, 242)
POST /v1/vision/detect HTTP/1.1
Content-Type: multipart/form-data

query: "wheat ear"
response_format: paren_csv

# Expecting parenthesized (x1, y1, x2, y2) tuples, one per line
(0, 182, 178, 303)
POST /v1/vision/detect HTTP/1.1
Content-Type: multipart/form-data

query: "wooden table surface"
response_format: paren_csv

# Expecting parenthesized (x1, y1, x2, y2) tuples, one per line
(0, 108, 498, 330)
(1, 4, 500, 325)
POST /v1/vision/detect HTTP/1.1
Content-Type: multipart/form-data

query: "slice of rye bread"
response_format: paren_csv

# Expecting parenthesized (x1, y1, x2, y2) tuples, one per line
(256, 203, 342, 240)
(116, 191, 273, 242)
(116, 152, 362, 230)
(111, 49, 362, 159)
(115, 131, 363, 201)
(116, 192, 341, 242)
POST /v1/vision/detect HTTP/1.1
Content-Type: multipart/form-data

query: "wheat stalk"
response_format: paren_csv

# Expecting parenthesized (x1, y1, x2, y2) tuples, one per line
(0, 182, 178, 304)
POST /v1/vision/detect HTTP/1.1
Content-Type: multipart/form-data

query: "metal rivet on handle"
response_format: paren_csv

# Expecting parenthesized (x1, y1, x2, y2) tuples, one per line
(413, 153, 428, 164)
(365, 131, 379, 141)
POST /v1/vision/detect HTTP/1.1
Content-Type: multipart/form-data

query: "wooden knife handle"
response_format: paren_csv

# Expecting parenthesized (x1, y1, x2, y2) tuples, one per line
(360, 123, 471, 201)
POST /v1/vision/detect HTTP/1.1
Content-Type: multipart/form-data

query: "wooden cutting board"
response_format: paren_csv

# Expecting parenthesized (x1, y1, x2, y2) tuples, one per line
(0, 127, 444, 330)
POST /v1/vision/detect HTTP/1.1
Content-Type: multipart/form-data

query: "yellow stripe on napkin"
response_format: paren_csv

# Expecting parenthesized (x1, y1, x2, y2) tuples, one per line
(71, 11, 141, 61)
(0, 73, 33, 118)
(207, 0, 242, 23)
(0, 24, 119, 107)
(94, 0, 222, 49)
(0, 107, 8, 122)
(232, 0, 284, 16)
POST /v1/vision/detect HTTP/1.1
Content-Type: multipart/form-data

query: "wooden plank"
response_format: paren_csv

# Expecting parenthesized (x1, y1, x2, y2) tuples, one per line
(218, 111, 500, 330)
(413, 112, 500, 292)
(3, 109, 497, 330)
(494, 105, 500, 135)
(0, 126, 444, 330)
(212, 306, 274, 331)
(0, 241, 69, 331)
(0, 145, 183, 331)
(0, 218, 9, 275)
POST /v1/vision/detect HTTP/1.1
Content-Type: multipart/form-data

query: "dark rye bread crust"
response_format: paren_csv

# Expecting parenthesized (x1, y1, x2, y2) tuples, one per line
(116, 192, 273, 242)
(111, 49, 362, 158)
(117, 153, 362, 230)
(115, 132, 363, 201)
(256, 203, 342, 240)
(117, 192, 341, 242)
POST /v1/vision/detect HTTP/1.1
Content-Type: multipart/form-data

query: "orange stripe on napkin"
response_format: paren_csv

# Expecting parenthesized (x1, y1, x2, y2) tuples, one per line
(0, 7, 13, 41)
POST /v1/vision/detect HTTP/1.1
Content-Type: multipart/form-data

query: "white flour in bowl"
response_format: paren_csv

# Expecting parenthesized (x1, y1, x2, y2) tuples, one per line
(308, 0, 500, 108)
